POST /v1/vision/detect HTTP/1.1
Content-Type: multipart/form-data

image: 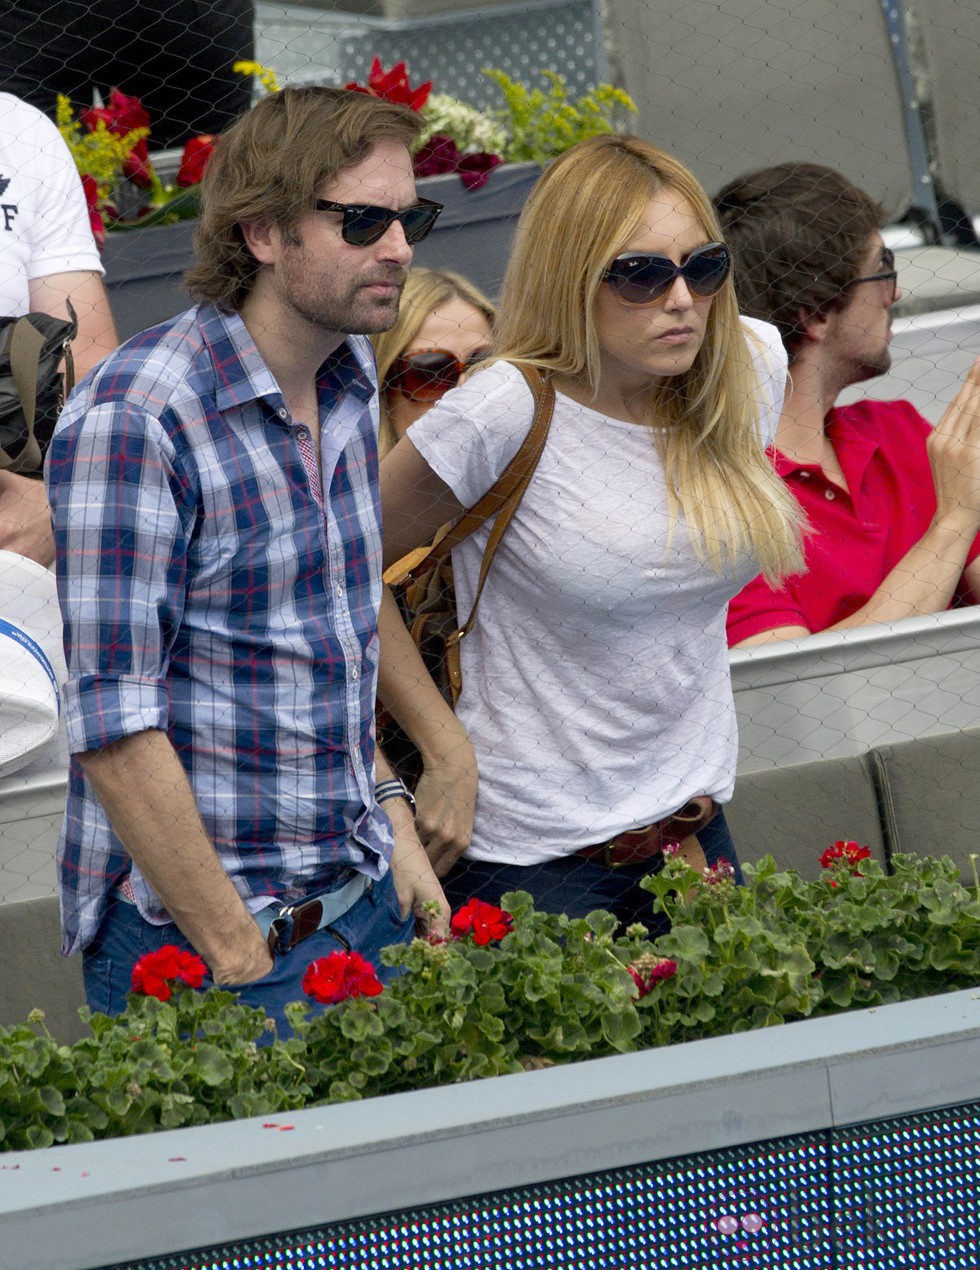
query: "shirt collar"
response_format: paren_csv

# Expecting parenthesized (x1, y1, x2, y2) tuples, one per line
(770, 405, 882, 488)
(198, 305, 377, 414)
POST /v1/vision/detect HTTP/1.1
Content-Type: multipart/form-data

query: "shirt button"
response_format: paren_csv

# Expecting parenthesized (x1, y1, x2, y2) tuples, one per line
(278, 407, 288, 420)
(824, 489, 835, 500)
(351, 667, 360, 681)
(335, 583, 344, 598)
(296, 426, 309, 440)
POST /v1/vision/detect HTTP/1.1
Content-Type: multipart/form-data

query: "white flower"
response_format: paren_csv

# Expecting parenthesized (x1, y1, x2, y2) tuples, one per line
(416, 93, 507, 155)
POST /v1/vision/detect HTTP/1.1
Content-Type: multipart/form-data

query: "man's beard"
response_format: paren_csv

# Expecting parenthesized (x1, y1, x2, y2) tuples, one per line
(277, 257, 407, 336)
(854, 344, 893, 382)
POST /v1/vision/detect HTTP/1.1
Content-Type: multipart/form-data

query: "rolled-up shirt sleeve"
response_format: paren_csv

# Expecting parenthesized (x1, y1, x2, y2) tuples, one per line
(46, 399, 190, 754)
(726, 571, 809, 646)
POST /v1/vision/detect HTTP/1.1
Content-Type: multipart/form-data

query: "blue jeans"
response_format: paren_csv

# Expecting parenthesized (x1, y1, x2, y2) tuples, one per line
(442, 809, 742, 935)
(82, 869, 414, 1037)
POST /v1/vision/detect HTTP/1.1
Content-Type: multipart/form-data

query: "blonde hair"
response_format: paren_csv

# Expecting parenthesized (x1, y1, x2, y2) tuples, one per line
(494, 135, 803, 582)
(372, 268, 496, 455)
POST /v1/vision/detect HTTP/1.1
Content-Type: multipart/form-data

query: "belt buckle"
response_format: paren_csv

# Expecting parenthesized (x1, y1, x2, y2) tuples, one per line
(267, 896, 325, 955)
(603, 822, 656, 869)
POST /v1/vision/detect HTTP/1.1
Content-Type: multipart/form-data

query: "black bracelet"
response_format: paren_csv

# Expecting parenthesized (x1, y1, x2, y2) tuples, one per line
(376, 778, 417, 816)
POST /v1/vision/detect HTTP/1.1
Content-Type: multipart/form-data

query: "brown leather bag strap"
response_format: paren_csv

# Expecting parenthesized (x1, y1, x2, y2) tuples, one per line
(436, 363, 554, 557)
(443, 364, 554, 642)
(384, 363, 554, 588)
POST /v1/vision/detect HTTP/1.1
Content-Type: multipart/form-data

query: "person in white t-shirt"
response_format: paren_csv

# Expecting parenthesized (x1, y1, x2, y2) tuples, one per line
(0, 549, 67, 784)
(379, 135, 804, 926)
(1, 92, 118, 566)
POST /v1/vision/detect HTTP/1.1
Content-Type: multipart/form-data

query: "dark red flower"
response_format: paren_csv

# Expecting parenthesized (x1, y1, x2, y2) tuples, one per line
(819, 840, 872, 873)
(413, 135, 503, 190)
(456, 151, 503, 191)
(131, 945, 208, 1001)
(345, 58, 431, 111)
(81, 88, 154, 188)
(412, 134, 461, 178)
(80, 174, 106, 250)
(176, 134, 217, 188)
(301, 951, 383, 1004)
(450, 898, 513, 945)
(628, 956, 678, 998)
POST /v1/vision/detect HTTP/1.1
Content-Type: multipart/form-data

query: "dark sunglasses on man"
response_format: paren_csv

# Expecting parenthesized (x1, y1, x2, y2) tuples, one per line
(602, 242, 732, 306)
(385, 346, 491, 404)
(315, 197, 443, 247)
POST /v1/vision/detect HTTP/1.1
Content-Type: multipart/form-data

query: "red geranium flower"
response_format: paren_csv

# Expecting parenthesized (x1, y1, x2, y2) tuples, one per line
(176, 134, 217, 188)
(628, 956, 678, 998)
(80, 174, 106, 250)
(131, 945, 208, 1001)
(81, 88, 154, 188)
(450, 898, 514, 945)
(819, 840, 872, 874)
(301, 951, 383, 1005)
(345, 58, 431, 111)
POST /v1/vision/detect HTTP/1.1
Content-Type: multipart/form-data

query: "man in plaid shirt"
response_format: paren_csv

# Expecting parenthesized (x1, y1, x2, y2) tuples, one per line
(46, 87, 448, 1028)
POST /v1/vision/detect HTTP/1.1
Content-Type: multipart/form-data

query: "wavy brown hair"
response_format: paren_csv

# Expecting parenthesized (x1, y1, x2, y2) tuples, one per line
(185, 87, 421, 312)
(713, 162, 884, 361)
(493, 134, 803, 582)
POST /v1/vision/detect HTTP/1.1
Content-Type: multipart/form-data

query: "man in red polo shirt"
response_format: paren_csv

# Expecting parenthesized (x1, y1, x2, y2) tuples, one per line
(714, 163, 980, 646)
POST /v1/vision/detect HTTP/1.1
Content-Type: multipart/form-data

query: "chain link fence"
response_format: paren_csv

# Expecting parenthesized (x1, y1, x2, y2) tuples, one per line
(0, 1, 978, 946)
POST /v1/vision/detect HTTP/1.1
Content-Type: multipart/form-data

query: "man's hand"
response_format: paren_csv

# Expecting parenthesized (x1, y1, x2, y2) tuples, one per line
(0, 471, 55, 565)
(386, 795, 451, 937)
(77, 729, 276, 983)
(928, 357, 980, 534)
(209, 924, 274, 986)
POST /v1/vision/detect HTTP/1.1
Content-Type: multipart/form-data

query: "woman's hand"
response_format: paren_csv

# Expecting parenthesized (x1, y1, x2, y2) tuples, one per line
(414, 738, 479, 877)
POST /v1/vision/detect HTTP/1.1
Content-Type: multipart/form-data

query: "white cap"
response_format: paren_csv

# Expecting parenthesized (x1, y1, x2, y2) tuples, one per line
(0, 550, 67, 780)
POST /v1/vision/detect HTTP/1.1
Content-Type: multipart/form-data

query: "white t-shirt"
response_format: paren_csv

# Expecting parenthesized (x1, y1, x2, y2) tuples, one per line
(0, 549, 68, 783)
(408, 318, 787, 865)
(0, 92, 103, 315)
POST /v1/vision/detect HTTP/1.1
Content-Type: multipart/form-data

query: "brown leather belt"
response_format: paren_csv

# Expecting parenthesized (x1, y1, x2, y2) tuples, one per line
(576, 796, 718, 869)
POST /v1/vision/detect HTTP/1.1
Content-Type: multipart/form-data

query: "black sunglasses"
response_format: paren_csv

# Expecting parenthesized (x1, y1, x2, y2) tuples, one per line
(603, 242, 732, 305)
(848, 246, 898, 300)
(385, 346, 491, 403)
(314, 197, 443, 247)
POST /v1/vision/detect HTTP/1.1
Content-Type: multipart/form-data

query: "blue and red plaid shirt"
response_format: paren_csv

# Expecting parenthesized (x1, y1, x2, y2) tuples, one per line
(47, 303, 391, 953)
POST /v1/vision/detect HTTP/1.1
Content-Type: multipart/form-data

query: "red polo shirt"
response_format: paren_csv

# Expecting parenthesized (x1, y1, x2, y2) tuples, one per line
(727, 398, 980, 645)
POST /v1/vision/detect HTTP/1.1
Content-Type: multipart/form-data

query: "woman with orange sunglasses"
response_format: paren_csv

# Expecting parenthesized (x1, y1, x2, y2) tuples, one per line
(372, 268, 495, 457)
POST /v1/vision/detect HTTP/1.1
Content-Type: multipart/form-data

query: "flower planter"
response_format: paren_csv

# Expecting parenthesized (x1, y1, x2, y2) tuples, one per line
(0, 988, 977, 1267)
(101, 162, 541, 342)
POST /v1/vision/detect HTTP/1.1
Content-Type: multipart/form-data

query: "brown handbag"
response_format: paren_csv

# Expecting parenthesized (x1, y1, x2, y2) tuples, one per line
(378, 362, 555, 786)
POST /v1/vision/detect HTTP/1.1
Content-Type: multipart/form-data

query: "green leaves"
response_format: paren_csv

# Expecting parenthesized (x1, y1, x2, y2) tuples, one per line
(2, 852, 977, 1153)
(482, 69, 636, 166)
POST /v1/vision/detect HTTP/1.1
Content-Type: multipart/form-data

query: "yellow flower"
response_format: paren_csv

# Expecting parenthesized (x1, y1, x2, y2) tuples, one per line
(233, 60, 281, 95)
(56, 94, 149, 207)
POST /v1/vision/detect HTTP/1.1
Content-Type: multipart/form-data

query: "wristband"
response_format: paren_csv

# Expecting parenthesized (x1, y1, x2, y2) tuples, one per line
(376, 778, 417, 817)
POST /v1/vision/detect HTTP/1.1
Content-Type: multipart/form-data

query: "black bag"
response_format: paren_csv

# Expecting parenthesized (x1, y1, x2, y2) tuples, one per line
(378, 363, 555, 787)
(0, 304, 77, 475)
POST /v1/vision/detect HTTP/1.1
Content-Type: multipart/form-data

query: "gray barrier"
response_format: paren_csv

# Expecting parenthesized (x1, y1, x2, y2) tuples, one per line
(0, 987, 976, 1267)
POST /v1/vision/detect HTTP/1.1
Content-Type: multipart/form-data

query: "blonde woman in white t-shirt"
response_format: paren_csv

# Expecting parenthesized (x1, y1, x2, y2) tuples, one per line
(378, 135, 803, 927)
